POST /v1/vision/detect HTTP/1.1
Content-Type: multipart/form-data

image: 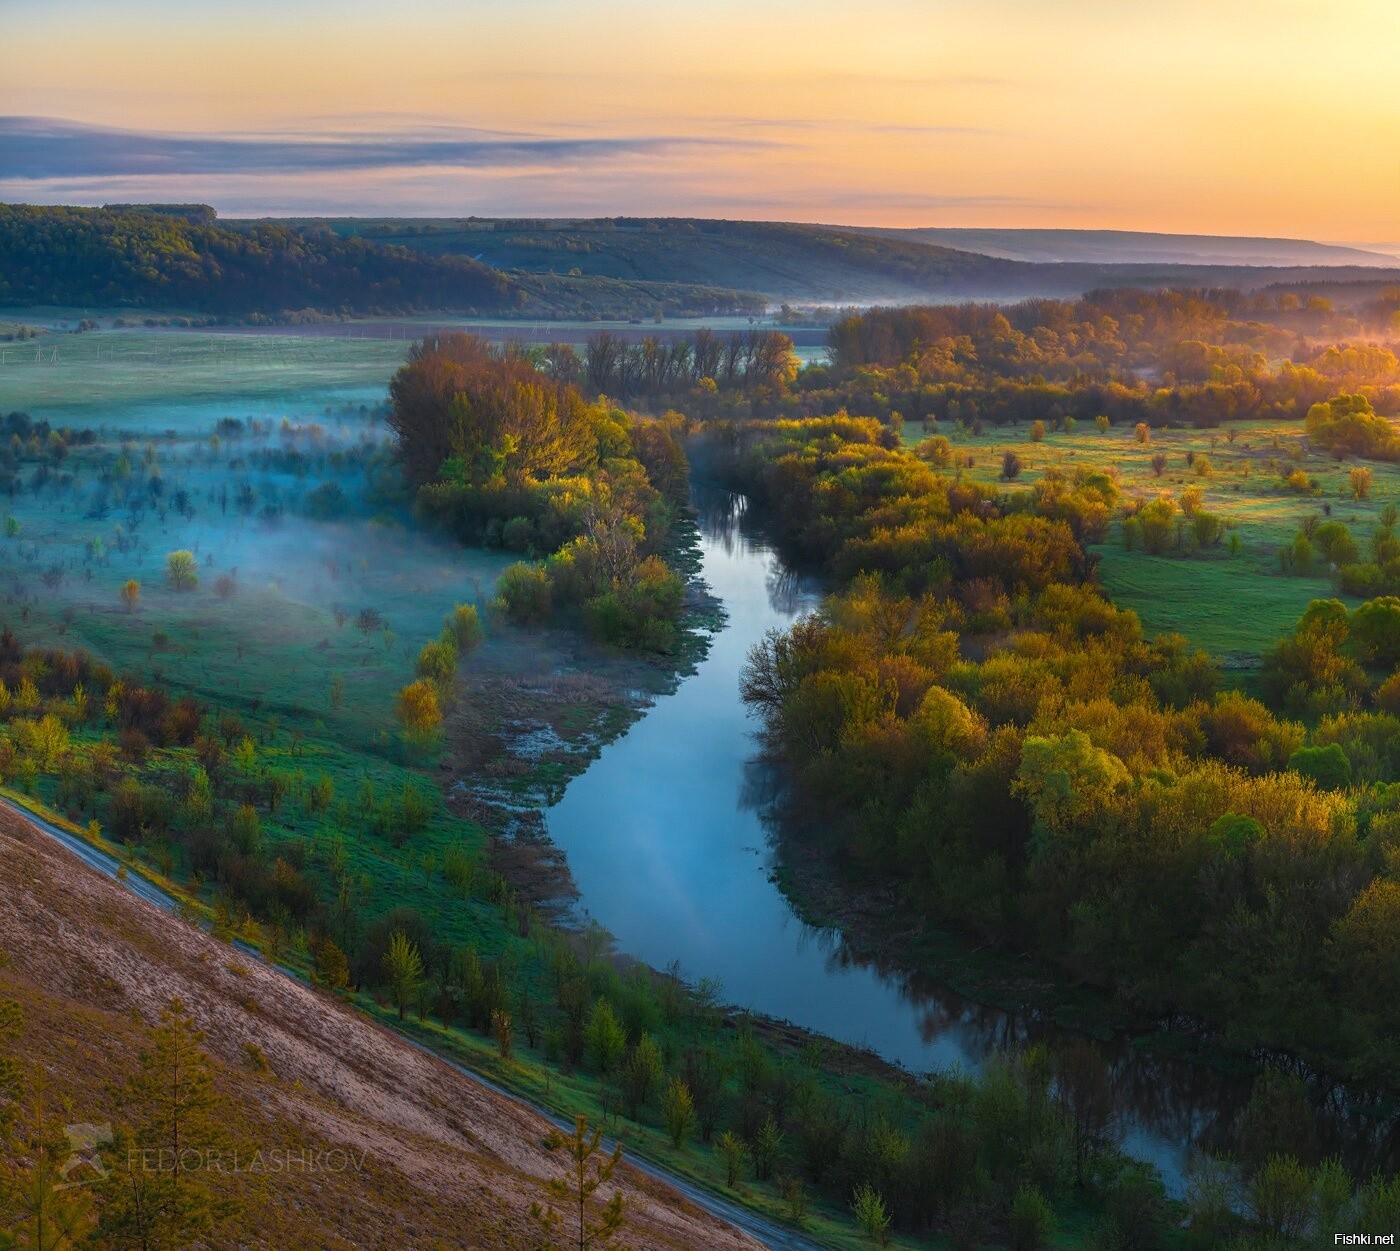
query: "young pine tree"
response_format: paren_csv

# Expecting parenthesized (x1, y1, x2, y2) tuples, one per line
(98, 998, 239, 1250)
(531, 1115, 627, 1251)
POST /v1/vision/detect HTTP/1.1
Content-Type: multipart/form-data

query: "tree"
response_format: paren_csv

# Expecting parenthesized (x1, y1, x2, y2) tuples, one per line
(444, 602, 484, 653)
(1248, 1154, 1314, 1241)
(585, 1001, 625, 1075)
(1, 993, 97, 1251)
(1029, 420, 1045, 443)
(120, 579, 140, 613)
(415, 639, 457, 685)
(753, 1115, 783, 1181)
(313, 936, 350, 992)
(531, 1115, 627, 1251)
(1001, 450, 1023, 480)
(1054, 1041, 1115, 1183)
(99, 998, 236, 1249)
(494, 562, 552, 625)
(492, 1008, 514, 1061)
(1286, 742, 1352, 791)
(388, 335, 599, 489)
(3, 1074, 97, 1250)
(1350, 465, 1373, 499)
(619, 1033, 663, 1119)
(395, 679, 443, 746)
(661, 1078, 695, 1149)
(164, 550, 198, 591)
(851, 1181, 892, 1245)
(1008, 1183, 1055, 1251)
(1349, 595, 1400, 664)
(1134, 422, 1151, 444)
(716, 1130, 749, 1188)
(382, 931, 423, 1021)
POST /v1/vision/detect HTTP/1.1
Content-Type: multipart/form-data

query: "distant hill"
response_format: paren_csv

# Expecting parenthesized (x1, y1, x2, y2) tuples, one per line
(273, 216, 1400, 304)
(252, 215, 1027, 303)
(7, 206, 1400, 318)
(845, 226, 1400, 268)
(0, 204, 762, 319)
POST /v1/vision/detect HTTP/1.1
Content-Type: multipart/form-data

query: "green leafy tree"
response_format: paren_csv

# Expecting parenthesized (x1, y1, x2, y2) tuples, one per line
(753, 1115, 784, 1181)
(383, 931, 423, 1021)
(851, 1181, 892, 1245)
(313, 937, 350, 993)
(164, 550, 198, 591)
(585, 1001, 625, 1075)
(661, 1078, 694, 1149)
(1248, 1154, 1314, 1241)
(716, 1130, 749, 1188)
(1008, 1183, 1055, 1250)
(444, 603, 485, 653)
(618, 1033, 663, 1120)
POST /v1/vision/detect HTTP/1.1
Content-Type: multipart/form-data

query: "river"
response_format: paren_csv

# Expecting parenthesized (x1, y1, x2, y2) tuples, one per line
(544, 489, 1398, 1197)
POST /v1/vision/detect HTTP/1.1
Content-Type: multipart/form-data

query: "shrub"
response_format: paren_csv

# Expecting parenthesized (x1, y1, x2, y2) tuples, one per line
(851, 1182, 892, 1245)
(1008, 1183, 1055, 1251)
(1287, 742, 1352, 790)
(444, 602, 485, 653)
(494, 562, 552, 624)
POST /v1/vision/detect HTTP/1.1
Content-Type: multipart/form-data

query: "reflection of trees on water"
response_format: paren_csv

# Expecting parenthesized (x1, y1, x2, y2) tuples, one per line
(691, 484, 746, 552)
(756, 788, 1400, 1183)
(737, 760, 784, 812)
(692, 484, 819, 617)
(765, 565, 809, 616)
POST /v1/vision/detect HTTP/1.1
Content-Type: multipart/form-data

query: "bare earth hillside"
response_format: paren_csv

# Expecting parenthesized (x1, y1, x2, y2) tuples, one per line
(0, 807, 762, 1250)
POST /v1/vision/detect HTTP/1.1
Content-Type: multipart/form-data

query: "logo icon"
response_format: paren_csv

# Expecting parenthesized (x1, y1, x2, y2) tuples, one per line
(57, 1123, 113, 1190)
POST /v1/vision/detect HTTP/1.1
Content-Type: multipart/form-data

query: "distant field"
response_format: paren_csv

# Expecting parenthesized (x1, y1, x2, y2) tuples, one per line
(903, 416, 1395, 660)
(0, 329, 408, 423)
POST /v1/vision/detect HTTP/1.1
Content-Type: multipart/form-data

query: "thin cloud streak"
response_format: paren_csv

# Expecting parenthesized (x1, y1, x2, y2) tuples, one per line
(0, 117, 776, 181)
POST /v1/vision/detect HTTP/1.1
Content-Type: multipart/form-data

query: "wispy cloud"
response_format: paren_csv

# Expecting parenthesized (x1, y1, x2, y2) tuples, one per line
(0, 116, 774, 181)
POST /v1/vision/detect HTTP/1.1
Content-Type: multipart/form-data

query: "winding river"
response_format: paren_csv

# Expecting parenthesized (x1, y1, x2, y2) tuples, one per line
(544, 490, 1398, 1197)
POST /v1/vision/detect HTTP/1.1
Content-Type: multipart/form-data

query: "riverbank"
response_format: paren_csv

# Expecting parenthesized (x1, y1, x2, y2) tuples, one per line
(446, 512, 723, 918)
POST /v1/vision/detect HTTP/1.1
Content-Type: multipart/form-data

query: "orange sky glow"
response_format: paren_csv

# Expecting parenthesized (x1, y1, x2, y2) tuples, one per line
(3, 0, 1398, 237)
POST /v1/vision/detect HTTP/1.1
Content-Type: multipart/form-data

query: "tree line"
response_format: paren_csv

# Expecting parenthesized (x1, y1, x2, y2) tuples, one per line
(389, 334, 690, 651)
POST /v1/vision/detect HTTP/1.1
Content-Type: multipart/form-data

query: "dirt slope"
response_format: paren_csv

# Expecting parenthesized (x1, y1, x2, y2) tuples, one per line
(0, 806, 763, 1250)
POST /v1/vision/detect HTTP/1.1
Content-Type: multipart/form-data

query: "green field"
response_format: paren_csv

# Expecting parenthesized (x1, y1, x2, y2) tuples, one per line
(904, 416, 1397, 661)
(0, 328, 409, 423)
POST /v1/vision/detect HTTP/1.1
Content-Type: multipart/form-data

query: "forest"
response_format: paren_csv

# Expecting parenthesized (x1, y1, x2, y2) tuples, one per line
(715, 412, 1396, 1088)
(0, 205, 762, 320)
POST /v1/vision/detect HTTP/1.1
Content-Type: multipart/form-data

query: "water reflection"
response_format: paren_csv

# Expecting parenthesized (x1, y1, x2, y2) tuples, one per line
(543, 486, 1398, 1194)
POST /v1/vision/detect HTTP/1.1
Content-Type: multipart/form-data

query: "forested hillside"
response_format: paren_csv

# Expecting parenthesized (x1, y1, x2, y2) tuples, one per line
(0, 205, 761, 319)
(272, 216, 1400, 303)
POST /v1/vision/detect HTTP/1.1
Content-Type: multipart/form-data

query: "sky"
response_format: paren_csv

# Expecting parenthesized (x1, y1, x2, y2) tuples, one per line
(2, 0, 1398, 238)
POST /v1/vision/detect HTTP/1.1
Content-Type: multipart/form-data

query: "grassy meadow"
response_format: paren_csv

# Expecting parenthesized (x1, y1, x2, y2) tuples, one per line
(903, 416, 1397, 663)
(0, 327, 409, 423)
